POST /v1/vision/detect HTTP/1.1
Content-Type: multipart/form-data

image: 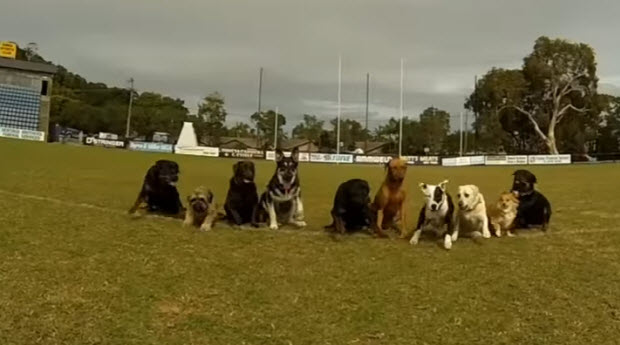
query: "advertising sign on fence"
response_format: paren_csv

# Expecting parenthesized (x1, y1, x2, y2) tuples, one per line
(485, 155, 528, 165)
(220, 148, 265, 159)
(417, 156, 440, 165)
(528, 154, 571, 165)
(175, 146, 219, 157)
(128, 141, 174, 153)
(84, 136, 125, 148)
(442, 156, 485, 167)
(310, 153, 354, 163)
(0, 127, 45, 141)
(265, 151, 310, 162)
(354, 155, 392, 164)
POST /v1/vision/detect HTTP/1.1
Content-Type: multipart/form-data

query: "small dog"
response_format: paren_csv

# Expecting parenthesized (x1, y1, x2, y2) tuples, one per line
(325, 179, 372, 234)
(511, 169, 552, 231)
(128, 160, 184, 217)
(453, 184, 491, 241)
(183, 186, 217, 231)
(371, 157, 408, 238)
(253, 147, 306, 230)
(224, 160, 259, 225)
(487, 191, 520, 237)
(410, 180, 455, 249)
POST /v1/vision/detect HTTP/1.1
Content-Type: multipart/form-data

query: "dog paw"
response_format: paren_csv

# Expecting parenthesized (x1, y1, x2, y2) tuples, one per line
(409, 237, 418, 245)
(482, 232, 492, 239)
(269, 223, 278, 230)
(443, 235, 452, 250)
(507, 231, 516, 237)
(451, 233, 458, 242)
(199, 224, 212, 232)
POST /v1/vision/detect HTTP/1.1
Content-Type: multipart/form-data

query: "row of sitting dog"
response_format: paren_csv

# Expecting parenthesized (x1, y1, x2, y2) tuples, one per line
(128, 148, 306, 231)
(127, 154, 551, 250)
(326, 157, 551, 249)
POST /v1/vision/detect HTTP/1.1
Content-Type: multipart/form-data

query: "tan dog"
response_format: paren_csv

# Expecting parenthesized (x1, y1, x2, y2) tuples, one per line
(183, 187, 217, 232)
(371, 157, 408, 238)
(487, 191, 519, 237)
(453, 184, 490, 242)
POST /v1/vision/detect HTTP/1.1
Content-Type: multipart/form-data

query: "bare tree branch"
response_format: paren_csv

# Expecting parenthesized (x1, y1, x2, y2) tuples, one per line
(499, 105, 549, 142)
(557, 104, 588, 123)
(559, 73, 587, 98)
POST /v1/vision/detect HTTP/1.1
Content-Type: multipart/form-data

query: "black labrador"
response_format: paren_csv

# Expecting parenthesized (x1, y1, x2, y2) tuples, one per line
(511, 169, 552, 230)
(325, 179, 373, 234)
(129, 160, 184, 217)
(224, 160, 259, 225)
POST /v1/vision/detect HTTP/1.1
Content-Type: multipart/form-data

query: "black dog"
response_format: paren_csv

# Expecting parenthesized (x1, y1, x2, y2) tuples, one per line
(128, 160, 184, 217)
(253, 147, 306, 229)
(324, 179, 372, 234)
(224, 160, 259, 225)
(511, 169, 552, 230)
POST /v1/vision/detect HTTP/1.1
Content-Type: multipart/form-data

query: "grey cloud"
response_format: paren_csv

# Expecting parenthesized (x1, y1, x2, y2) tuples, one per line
(2, 0, 620, 133)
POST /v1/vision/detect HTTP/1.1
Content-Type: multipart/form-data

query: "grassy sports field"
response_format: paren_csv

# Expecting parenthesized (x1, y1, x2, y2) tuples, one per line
(0, 138, 619, 345)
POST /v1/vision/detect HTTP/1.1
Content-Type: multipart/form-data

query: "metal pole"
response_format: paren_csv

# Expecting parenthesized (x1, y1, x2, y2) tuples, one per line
(464, 111, 469, 153)
(337, 55, 342, 155)
(459, 111, 464, 156)
(257, 67, 263, 145)
(473, 75, 478, 153)
(399, 58, 404, 157)
(365, 73, 369, 153)
(125, 77, 134, 138)
(274, 107, 278, 149)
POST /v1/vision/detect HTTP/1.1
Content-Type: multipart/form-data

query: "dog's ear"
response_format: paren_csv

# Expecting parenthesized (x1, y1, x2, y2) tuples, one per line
(512, 190, 519, 198)
(471, 185, 480, 195)
(385, 157, 393, 170)
(439, 180, 449, 190)
(419, 183, 427, 192)
(207, 190, 214, 204)
(232, 162, 240, 175)
(275, 149, 284, 162)
(291, 147, 300, 163)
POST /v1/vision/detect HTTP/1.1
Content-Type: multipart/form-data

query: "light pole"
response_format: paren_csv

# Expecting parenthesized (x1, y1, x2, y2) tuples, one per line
(125, 77, 134, 139)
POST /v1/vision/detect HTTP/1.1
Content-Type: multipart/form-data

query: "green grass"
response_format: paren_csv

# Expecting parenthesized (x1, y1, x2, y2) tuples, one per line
(0, 138, 619, 345)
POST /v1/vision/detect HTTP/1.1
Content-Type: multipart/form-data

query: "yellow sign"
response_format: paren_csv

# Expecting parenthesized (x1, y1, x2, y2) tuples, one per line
(0, 41, 17, 59)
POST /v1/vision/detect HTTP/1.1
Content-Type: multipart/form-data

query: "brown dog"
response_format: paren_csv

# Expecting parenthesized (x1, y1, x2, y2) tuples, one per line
(183, 186, 217, 232)
(371, 157, 408, 238)
(487, 191, 520, 237)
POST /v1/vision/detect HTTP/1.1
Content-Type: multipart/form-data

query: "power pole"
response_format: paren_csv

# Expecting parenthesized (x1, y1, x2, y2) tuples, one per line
(256, 67, 263, 146)
(273, 107, 279, 149)
(464, 111, 469, 153)
(125, 77, 134, 139)
(399, 58, 404, 157)
(336, 55, 342, 155)
(365, 73, 370, 153)
(459, 111, 464, 156)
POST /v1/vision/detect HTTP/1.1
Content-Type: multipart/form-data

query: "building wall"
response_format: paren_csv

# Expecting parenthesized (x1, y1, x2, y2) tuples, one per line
(0, 68, 53, 137)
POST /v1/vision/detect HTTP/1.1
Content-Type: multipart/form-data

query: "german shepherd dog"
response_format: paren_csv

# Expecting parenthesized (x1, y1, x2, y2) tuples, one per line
(253, 147, 306, 230)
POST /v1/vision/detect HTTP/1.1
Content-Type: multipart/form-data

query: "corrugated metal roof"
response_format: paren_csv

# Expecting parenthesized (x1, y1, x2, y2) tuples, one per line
(0, 58, 57, 74)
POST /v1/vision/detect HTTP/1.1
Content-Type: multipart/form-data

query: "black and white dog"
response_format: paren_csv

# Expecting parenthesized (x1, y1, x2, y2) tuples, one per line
(410, 180, 455, 249)
(511, 169, 552, 231)
(253, 147, 306, 230)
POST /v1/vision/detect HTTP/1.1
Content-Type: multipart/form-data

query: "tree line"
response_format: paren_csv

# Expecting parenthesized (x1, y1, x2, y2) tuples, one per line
(12, 37, 620, 155)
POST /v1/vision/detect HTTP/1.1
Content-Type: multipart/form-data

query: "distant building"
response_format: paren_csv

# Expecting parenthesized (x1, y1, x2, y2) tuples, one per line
(353, 141, 390, 155)
(0, 58, 56, 140)
(202, 136, 320, 152)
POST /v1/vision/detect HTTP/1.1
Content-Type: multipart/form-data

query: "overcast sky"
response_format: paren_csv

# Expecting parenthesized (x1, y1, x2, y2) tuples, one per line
(3, 0, 620, 132)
